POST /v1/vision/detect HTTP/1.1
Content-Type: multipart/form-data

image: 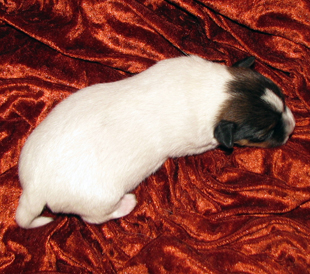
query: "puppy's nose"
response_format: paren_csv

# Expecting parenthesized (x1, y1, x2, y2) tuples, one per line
(282, 107, 295, 144)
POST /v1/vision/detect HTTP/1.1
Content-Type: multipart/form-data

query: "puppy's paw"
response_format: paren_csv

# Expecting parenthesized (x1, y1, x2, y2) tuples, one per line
(111, 194, 137, 219)
(28, 216, 54, 229)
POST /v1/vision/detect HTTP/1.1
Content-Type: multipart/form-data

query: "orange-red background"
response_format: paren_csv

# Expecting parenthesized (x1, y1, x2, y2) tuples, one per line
(1, 0, 310, 273)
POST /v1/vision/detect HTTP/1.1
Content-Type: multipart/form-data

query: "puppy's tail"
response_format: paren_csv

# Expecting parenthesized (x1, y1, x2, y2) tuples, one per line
(15, 192, 53, 229)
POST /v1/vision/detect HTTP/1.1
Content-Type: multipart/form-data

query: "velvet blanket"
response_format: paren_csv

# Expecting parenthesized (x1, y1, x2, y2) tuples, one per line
(1, 0, 310, 273)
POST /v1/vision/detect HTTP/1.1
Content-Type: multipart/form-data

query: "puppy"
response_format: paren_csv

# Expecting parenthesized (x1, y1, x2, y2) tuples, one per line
(15, 55, 295, 229)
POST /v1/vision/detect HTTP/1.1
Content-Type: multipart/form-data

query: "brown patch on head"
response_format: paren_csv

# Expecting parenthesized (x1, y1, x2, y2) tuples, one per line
(218, 66, 284, 124)
(213, 65, 287, 148)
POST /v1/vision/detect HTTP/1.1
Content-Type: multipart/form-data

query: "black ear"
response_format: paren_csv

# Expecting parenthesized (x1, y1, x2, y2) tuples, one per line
(232, 56, 255, 68)
(214, 120, 237, 148)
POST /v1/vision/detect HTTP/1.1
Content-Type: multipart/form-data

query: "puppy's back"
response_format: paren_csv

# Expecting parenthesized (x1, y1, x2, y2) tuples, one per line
(16, 55, 232, 228)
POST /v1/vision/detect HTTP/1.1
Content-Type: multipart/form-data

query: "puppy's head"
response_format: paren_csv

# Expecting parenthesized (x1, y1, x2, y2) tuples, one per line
(214, 57, 295, 149)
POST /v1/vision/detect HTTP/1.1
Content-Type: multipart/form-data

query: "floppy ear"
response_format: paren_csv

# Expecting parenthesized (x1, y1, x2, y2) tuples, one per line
(232, 56, 255, 68)
(214, 120, 237, 148)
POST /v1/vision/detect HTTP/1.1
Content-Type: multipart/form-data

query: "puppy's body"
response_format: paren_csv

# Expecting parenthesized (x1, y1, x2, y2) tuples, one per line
(16, 55, 295, 229)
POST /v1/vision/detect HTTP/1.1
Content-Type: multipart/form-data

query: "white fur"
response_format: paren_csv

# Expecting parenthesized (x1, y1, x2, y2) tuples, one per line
(262, 88, 295, 144)
(282, 107, 295, 143)
(262, 88, 284, 112)
(16, 55, 233, 228)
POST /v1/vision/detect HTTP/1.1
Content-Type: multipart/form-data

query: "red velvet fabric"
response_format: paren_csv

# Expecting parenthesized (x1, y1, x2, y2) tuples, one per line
(1, 0, 310, 273)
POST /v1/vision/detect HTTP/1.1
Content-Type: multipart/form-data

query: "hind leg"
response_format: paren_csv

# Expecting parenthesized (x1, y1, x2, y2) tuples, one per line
(82, 194, 137, 224)
(15, 192, 53, 229)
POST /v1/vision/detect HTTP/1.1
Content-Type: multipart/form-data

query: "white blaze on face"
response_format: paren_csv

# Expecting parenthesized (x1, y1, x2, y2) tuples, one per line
(262, 88, 295, 144)
(262, 88, 284, 112)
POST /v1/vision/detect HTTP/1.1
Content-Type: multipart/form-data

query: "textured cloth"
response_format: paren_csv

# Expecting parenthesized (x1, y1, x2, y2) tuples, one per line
(0, 0, 310, 273)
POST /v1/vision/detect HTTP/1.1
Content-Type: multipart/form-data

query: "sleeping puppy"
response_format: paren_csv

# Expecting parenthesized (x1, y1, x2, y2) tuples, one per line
(15, 55, 295, 229)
